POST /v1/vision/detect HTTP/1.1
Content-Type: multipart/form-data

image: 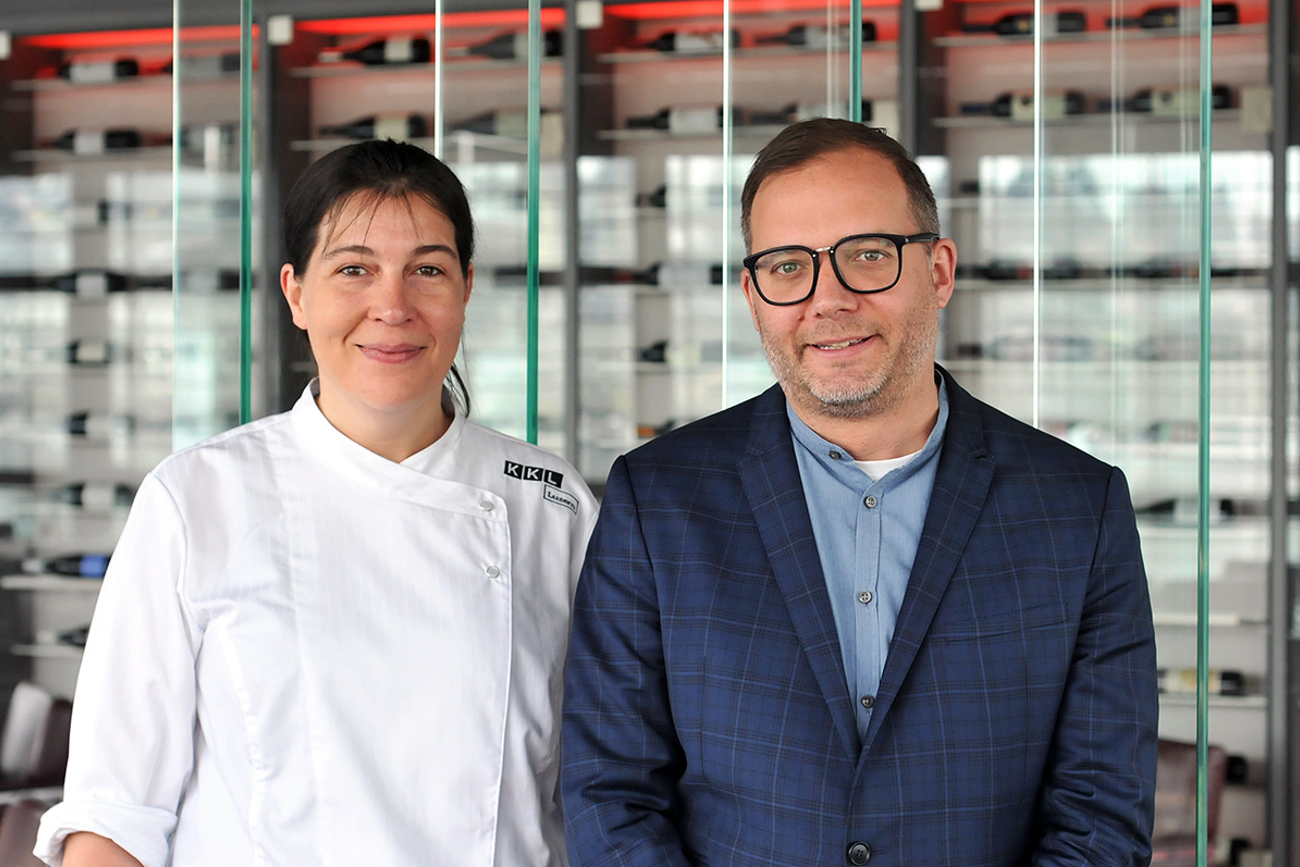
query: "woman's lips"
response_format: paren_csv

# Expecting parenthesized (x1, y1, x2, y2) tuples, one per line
(358, 344, 423, 363)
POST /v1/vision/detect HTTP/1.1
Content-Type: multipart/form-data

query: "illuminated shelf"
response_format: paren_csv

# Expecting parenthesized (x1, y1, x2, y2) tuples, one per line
(0, 575, 102, 593)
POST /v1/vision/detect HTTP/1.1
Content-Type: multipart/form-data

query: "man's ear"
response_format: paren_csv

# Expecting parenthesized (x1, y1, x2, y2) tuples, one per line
(931, 239, 957, 310)
(280, 264, 308, 329)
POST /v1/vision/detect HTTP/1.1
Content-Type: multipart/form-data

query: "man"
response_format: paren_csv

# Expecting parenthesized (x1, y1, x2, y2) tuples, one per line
(562, 119, 1158, 866)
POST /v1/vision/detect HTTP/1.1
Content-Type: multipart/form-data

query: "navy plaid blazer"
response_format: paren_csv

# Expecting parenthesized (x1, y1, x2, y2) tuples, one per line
(562, 367, 1158, 866)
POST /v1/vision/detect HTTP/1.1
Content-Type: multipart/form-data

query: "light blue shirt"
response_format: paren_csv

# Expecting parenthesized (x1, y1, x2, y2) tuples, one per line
(787, 379, 948, 740)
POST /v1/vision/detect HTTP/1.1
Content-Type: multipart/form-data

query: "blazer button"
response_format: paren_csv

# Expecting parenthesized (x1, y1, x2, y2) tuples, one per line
(847, 842, 871, 865)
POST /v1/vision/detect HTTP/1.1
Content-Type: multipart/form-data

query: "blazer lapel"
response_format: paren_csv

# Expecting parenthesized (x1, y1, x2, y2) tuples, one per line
(739, 386, 861, 758)
(862, 369, 995, 753)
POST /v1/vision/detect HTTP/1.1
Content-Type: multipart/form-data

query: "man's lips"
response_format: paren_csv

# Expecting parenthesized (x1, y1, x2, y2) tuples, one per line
(357, 343, 423, 363)
(807, 336, 870, 352)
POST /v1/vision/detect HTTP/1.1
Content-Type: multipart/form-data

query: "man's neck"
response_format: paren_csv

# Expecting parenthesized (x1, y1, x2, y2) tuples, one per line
(789, 374, 941, 462)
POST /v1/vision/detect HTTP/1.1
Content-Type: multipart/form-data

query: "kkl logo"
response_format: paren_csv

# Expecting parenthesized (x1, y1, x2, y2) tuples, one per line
(503, 461, 565, 488)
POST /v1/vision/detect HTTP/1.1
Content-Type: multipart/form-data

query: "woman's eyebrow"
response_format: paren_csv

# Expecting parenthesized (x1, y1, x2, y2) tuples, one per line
(319, 244, 374, 260)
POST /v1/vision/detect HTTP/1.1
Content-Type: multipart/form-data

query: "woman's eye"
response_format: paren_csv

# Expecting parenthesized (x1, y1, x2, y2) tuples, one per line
(339, 265, 367, 277)
(415, 265, 444, 278)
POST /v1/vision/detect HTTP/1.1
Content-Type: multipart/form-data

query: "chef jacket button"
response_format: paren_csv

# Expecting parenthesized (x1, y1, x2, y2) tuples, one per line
(847, 842, 871, 865)
(486, 565, 501, 579)
(479, 499, 494, 512)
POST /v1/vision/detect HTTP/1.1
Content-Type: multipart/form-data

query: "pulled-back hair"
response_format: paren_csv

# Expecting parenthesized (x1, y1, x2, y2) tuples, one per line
(282, 139, 475, 412)
(283, 139, 475, 277)
(740, 119, 939, 251)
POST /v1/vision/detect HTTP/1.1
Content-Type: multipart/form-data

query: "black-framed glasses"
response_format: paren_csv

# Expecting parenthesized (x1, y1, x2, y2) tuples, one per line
(742, 232, 940, 306)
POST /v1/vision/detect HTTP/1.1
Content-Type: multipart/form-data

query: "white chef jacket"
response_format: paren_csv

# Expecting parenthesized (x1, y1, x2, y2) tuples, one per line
(34, 382, 598, 867)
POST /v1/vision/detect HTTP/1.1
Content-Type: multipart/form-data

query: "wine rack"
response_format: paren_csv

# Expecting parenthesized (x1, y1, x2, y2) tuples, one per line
(0, 24, 243, 703)
(0, 0, 1290, 856)
(928, 0, 1276, 856)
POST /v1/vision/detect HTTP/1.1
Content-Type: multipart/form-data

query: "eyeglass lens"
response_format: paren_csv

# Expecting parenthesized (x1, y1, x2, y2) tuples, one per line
(752, 236, 900, 303)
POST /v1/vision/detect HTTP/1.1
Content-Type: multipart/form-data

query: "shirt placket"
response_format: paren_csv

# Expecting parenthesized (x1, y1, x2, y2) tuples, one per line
(854, 476, 884, 731)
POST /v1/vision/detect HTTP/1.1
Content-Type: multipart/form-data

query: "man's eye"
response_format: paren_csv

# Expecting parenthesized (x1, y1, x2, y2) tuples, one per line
(415, 265, 444, 277)
(339, 265, 367, 276)
(771, 260, 803, 276)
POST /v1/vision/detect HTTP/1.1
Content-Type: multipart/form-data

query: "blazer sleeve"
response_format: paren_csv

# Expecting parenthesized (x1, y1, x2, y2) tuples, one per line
(1032, 466, 1159, 866)
(561, 456, 692, 867)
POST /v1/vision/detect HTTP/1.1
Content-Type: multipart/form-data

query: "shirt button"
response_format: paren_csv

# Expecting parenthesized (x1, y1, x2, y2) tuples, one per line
(860, 695, 875, 709)
(486, 565, 501, 578)
(847, 842, 872, 865)
(829, 450, 843, 460)
(479, 500, 494, 512)
(863, 495, 878, 508)
(858, 590, 873, 605)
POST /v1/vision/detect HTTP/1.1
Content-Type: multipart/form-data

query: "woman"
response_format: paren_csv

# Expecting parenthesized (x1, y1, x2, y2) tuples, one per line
(35, 140, 596, 866)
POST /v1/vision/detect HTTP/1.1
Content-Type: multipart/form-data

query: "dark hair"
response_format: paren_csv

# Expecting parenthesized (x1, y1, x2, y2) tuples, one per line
(282, 139, 474, 414)
(740, 119, 940, 251)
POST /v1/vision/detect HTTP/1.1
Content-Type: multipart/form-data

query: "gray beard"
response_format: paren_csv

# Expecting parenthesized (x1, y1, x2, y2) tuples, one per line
(756, 320, 935, 421)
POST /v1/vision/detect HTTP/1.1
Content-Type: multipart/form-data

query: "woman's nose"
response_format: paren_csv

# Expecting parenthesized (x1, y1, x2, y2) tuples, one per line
(370, 272, 413, 323)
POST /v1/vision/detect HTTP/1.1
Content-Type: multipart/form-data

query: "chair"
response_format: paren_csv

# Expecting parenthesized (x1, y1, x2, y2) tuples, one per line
(0, 683, 71, 790)
(0, 799, 50, 867)
(1151, 738, 1227, 865)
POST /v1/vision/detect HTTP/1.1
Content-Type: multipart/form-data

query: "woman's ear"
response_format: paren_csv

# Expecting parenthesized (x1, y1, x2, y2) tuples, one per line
(280, 264, 308, 330)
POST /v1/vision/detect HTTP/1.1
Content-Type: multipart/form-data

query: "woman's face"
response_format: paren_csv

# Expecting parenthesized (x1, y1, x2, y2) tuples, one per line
(280, 192, 472, 436)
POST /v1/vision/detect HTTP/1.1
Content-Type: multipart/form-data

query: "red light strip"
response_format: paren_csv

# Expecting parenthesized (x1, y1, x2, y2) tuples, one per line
(607, 0, 897, 19)
(296, 9, 565, 35)
(22, 25, 247, 50)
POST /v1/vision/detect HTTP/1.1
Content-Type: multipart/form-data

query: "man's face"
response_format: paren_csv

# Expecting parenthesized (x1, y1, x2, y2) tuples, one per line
(741, 148, 956, 423)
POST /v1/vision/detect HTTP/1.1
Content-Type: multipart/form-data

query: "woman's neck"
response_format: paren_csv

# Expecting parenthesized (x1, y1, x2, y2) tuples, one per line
(315, 385, 452, 463)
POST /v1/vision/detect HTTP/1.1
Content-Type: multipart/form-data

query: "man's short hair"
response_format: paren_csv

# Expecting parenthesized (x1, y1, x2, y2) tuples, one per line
(740, 119, 941, 251)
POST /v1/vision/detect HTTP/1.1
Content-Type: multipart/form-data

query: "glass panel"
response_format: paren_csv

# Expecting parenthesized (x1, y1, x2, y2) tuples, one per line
(931, 0, 1271, 856)
(174, 18, 248, 447)
(575, 0, 903, 485)
(287, 8, 562, 451)
(0, 28, 182, 701)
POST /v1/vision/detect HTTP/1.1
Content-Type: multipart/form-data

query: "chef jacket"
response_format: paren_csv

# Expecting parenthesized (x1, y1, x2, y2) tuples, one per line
(35, 382, 598, 867)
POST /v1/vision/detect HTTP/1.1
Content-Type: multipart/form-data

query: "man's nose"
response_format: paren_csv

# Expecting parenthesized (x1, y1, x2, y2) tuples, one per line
(809, 250, 857, 310)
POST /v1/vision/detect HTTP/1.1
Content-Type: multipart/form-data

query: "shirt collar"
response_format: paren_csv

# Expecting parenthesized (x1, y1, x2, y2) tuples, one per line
(786, 373, 949, 488)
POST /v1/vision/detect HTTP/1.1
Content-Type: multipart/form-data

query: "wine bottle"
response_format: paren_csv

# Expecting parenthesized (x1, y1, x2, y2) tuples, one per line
(65, 340, 115, 367)
(51, 481, 134, 510)
(638, 340, 669, 363)
(1106, 2, 1237, 29)
(65, 412, 135, 440)
(51, 128, 143, 156)
(1157, 667, 1246, 696)
(167, 52, 241, 79)
(990, 89, 1086, 120)
(58, 58, 139, 84)
(638, 29, 739, 54)
(56, 625, 90, 648)
(52, 270, 128, 297)
(21, 553, 110, 578)
(320, 114, 428, 142)
(1126, 84, 1232, 115)
(318, 36, 432, 65)
(755, 21, 878, 48)
(636, 419, 676, 438)
(636, 185, 668, 208)
(749, 100, 878, 126)
(961, 10, 1087, 36)
(626, 106, 740, 134)
(463, 29, 563, 60)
